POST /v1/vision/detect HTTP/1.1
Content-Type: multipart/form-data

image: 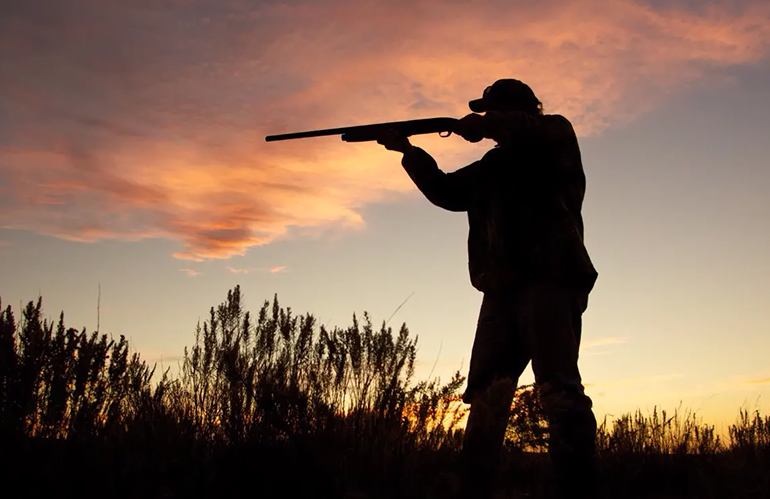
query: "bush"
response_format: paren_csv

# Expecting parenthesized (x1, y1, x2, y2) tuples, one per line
(0, 289, 466, 498)
(1, 288, 769, 498)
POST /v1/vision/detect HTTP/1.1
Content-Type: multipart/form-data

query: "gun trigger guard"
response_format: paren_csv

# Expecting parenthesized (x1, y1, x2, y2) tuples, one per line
(439, 131, 452, 138)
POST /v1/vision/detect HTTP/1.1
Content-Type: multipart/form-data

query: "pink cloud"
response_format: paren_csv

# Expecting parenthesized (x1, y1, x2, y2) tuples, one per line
(226, 265, 285, 274)
(1, 0, 769, 259)
(179, 268, 201, 277)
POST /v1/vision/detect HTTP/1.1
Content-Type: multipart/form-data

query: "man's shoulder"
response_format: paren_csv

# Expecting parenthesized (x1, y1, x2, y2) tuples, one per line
(541, 114, 577, 142)
(542, 113, 573, 127)
(480, 145, 510, 162)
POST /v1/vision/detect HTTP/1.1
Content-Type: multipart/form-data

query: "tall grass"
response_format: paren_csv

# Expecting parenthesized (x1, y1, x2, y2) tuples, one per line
(596, 406, 722, 455)
(1, 288, 768, 498)
(0, 297, 166, 441)
(0, 289, 466, 497)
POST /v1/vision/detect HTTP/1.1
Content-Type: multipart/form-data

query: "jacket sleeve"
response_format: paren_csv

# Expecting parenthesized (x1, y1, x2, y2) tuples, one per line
(400, 147, 479, 212)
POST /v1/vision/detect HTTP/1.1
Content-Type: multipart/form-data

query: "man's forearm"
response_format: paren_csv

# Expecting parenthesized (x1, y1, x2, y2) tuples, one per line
(400, 147, 470, 212)
(400, 146, 440, 191)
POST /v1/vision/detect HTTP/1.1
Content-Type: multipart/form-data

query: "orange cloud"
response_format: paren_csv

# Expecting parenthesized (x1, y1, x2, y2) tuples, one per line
(1, 0, 769, 259)
(270, 266, 287, 273)
(179, 268, 201, 277)
(584, 336, 627, 349)
(728, 372, 770, 387)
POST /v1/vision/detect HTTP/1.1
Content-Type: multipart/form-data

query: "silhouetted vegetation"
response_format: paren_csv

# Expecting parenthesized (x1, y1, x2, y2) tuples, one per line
(1, 288, 768, 498)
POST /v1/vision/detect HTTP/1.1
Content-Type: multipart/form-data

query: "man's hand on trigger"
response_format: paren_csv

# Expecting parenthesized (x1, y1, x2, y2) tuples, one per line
(454, 113, 485, 143)
(377, 128, 413, 153)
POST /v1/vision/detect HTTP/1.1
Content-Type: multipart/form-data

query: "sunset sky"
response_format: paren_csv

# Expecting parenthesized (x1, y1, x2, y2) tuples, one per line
(1, 0, 769, 430)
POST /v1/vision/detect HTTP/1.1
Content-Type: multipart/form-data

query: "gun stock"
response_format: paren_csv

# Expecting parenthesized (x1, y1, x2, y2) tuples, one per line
(265, 117, 458, 142)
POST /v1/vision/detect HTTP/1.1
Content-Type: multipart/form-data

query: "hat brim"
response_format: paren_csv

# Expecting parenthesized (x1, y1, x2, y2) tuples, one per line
(469, 98, 487, 113)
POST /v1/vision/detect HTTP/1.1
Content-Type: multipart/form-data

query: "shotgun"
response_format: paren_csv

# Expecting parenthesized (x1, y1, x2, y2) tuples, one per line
(265, 117, 458, 142)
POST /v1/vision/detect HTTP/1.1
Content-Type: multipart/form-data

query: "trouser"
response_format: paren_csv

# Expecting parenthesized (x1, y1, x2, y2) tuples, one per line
(460, 283, 598, 498)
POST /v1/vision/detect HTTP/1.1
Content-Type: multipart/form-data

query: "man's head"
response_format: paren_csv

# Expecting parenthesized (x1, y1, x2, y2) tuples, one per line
(469, 79, 542, 115)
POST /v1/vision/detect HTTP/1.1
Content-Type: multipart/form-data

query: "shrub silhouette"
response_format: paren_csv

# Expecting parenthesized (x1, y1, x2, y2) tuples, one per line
(0, 289, 467, 497)
(505, 384, 549, 452)
(1, 288, 768, 498)
(179, 289, 465, 446)
(0, 297, 166, 440)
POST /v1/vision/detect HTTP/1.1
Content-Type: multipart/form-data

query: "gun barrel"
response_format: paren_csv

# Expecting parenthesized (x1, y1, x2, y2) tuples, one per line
(265, 117, 457, 142)
(265, 126, 361, 142)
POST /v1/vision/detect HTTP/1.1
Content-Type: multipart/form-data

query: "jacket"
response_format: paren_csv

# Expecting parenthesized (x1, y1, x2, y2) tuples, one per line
(400, 112, 597, 293)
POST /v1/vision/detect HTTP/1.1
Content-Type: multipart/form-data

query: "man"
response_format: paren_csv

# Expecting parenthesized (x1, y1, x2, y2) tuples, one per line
(377, 79, 599, 498)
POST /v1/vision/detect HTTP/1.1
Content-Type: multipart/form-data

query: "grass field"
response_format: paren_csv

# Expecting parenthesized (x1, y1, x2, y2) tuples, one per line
(1, 288, 768, 498)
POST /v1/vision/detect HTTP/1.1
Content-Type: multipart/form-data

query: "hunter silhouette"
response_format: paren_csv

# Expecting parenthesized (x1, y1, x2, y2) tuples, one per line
(377, 79, 599, 498)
